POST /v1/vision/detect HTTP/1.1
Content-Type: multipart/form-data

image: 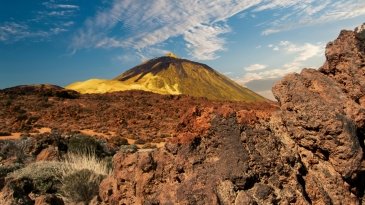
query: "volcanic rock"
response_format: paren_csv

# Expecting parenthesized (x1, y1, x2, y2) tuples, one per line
(67, 55, 266, 102)
(272, 23, 365, 204)
(97, 24, 365, 204)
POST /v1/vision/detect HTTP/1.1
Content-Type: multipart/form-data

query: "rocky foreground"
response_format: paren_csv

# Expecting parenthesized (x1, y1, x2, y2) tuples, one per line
(96, 25, 365, 204)
(0, 25, 364, 204)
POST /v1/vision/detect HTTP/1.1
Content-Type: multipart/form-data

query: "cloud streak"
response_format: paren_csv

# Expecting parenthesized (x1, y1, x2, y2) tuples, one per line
(72, 0, 261, 60)
(258, 0, 365, 35)
(240, 41, 324, 84)
(0, 0, 79, 43)
(0, 22, 49, 42)
(71, 0, 365, 60)
(244, 64, 267, 71)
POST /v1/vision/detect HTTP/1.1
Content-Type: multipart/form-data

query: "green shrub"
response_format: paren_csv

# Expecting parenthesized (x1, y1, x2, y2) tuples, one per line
(0, 164, 22, 190)
(109, 136, 129, 146)
(6, 152, 111, 204)
(0, 138, 33, 163)
(60, 153, 111, 203)
(134, 139, 146, 144)
(160, 133, 172, 138)
(0, 131, 11, 136)
(67, 135, 105, 157)
(9, 161, 63, 194)
(61, 169, 104, 204)
(142, 143, 157, 149)
(8, 152, 111, 203)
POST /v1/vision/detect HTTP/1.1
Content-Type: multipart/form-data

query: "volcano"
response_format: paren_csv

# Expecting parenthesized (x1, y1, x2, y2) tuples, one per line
(66, 55, 266, 102)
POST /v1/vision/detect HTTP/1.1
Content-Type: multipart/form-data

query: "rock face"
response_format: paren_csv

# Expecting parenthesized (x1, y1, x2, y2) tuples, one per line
(99, 116, 307, 204)
(98, 24, 365, 204)
(271, 24, 365, 204)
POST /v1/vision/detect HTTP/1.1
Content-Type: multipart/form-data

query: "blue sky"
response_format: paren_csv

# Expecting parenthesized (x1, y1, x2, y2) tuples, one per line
(1, 0, 365, 99)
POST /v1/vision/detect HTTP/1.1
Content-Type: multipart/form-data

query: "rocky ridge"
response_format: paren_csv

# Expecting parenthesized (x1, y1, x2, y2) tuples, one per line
(97, 24, 365, 204)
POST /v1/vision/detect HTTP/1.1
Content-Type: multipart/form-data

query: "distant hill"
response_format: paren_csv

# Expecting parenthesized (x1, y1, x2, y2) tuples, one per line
(66, 55, 266, 102)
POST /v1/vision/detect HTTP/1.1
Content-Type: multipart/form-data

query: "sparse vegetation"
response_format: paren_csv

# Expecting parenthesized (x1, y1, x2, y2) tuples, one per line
(61, 169, 104, 204)
(109, 135, 129, 146)
(0, 131, 11, 136)
(0, 138, 33, 163)
(67, 134, 108, 157)
(160, 133, 172, 138)
(120, 144, 138, 153)
(134, 138, 146, 144)
(9, 161, 63, 194)
(0, 164, 22, 190)
(60, 153, 111, 204)
(6, 152, 111, 204)
(61, 153, 111, 177)
(142, 143, 157, 149)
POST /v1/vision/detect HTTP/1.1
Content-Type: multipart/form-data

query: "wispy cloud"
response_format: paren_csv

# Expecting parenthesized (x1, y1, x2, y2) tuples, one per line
(46, 10, 77, 17)
(244, 64, 267, 71)
(0, 0, 79, 43)
(0, 21, 73, 43)
(183, 23, 230, 60)
(72, 0, 365, 60)
(257, 0, 365, 35)
(71, 0, 260, 60)
(42, 2, 79, 10)
(240, 41, 324, 84)
(0, 22, 49, 42)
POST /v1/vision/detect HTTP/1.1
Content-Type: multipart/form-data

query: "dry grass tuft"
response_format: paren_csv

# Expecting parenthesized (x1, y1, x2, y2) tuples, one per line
(61, 153, 111, 176)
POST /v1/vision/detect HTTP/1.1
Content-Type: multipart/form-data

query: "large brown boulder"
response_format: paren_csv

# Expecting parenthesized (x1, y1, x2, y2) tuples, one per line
(98, 115, 309, 204)
(320, 26, 365, 109)
(272, 23, 365, 204)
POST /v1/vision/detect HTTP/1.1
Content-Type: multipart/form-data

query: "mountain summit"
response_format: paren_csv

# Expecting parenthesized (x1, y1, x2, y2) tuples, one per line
(67, 56, 265, 102)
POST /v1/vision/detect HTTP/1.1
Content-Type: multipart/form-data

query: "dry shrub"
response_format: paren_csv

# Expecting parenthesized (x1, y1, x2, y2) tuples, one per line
(9, 161, 63, 194)
(60, 153, 111, 204)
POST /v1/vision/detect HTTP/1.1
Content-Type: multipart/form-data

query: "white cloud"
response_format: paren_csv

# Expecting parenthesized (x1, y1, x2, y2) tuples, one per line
(42, 1, 79, 10)
(254, 0, 300, 11)
(279, 41, 324, 63)
(183, 23, 230, 60)
(47, 10, 76, 17)
(0, 22, 49, 42)
(244, 64, 267, 71)
(63, 21, 75, 27)
(71, 0, 262, 60)
(258, 0, 365, 35)
(0, 0, 79, 43)
(69, 0, 365, 60)
(0, 20, 72, 42)
(240, 41, 324, 84)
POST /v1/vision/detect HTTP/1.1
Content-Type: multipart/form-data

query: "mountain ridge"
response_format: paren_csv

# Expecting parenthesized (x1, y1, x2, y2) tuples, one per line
(66, 56, 266, 102)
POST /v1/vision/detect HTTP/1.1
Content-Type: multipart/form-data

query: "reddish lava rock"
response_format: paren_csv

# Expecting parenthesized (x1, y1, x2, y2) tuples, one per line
(97, 24, 365, 204)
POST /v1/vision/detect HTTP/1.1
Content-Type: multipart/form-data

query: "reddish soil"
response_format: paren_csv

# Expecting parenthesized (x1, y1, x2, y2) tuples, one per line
(0, 88, 277, 144)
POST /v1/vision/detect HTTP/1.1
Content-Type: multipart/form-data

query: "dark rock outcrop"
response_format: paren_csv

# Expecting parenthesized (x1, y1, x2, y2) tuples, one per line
(272, 23, 365, 204)
(98, 24, 365, 204)
(99, 116, 308, 204)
